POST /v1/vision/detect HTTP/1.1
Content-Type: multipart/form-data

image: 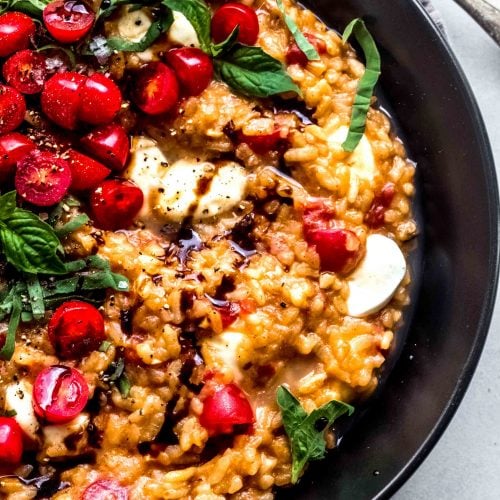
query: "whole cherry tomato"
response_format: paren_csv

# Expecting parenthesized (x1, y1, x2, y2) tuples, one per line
(90, 179, 144, 230)
(78, 73, 122, 125)
(211, 3, 259, 46)
(33, 365, 89, 424)
(286, 33, 327, 67)
(43, 0, 95, 44)
(0, 133, 35, 181)
(66, 149, 110, 191)
(0, 12, 35, 58)
(166, 48, 213, 97)
(2, 50, 48, 95)
(82, 479, 129, 500)
(15, 150, 72, 206)
(0, 85, 26, 135)
(0, 417, 23, 465)
(132, 62, 179, 115)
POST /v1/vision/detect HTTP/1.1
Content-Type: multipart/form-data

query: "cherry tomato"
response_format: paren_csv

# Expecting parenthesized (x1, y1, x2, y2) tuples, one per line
(302, 199, 335, 240)
(90, 179, 144, 230)
(48, 300, 106, 358)
(286, 33, 327, 67)
(166, 48, 213, 97)
(200, 382, 254, 437)
(66, 149, 110, 191)
(0, 12, 36, 58)
(236, 127, 288, 155)
(0, 133, 35, 182)
(3, 50, 48, 95)
(365, 182, 396, 228)
(82, 479, 129, 500)
(41, 72, 86, 130)
(80, 123, 130, 172)
(211, 3, 259, 46)
(43, 0, 95, 44)
(132, 62, 179, 115)
(0, 85, 26, 135)
(79, 73, 122, 125)
(15, 150, 72, 206)
(33, 365, 89, 424)
(0, 417, 23, 465)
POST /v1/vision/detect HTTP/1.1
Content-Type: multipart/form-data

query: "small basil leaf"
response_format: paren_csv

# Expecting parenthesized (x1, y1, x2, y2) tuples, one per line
(341, 18, 381, 152)
(55, 213, 90, 239)
(118, 372, 131, 398)
(161, 0, 211, 52)
(99, 340, 112, 353)
(276, 0, 319, 61)
(0, 191, 17, 218)
(0, 293, 22, 361)
(25, 274, 45, 320)
(215, 44, 300, 98)
(210, 26, 239, 58)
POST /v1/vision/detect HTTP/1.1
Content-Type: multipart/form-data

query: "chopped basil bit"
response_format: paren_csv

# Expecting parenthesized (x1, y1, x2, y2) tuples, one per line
(55, 214, 90, 239)
(99, 340, 112, 353)
(108, 358, 125, 381)
(0, 294, 22, 361)
(25, 274, 45, 321)
(0, 0, 49, 17)
(209, 26, 239, 58)
(118, 372, 131, 398)
(3, 409, 17, 417)
(341, 18, 381, 152)
(276, 386, 354, 483)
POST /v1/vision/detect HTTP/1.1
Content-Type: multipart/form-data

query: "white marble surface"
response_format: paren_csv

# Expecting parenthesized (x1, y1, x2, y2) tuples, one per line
(395, 0, 500, 499)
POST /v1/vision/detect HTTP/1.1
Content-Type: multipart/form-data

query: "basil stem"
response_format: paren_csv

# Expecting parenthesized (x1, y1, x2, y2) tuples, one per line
(341, 18, 381, 152)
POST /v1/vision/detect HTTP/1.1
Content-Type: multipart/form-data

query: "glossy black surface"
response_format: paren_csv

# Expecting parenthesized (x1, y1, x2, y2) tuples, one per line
(277, 1, 499, 498)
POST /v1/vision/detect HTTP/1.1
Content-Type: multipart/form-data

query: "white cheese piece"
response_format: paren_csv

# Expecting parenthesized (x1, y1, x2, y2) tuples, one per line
(42, 413, 90, 459)
(347, 234, 406, 317)
(168, 11, 200, 48)
(117, 8, 152, 43)
(125, 136, 247, 225)
(202, 332, 248, 382)
(5, 380, 39, 441)
(328, 125, 376, 181)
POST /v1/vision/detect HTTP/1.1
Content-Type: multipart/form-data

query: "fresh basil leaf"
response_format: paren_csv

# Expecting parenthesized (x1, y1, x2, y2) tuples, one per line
(341, 18, 381, 152)
(277, 385, 354, 484)
(99, 340, 112, 352)
(55, 214, 90, 239)
(108, 357, 125, 381)
(25, 275, 45, 320)
(0, 191, 17, 218)
(0, 293, 21, 360)
(118, 372, 131, 398)
(161, 0, 211, 52)
(215, 44, 300, 98)
(210, 26, 239, 58)
(276, 0, 319, 62)
(3, 409, 17, 417)
(3, 0, 49, 17)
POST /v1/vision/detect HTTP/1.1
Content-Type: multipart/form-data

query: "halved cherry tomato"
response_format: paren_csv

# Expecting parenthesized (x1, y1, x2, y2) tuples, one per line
(3, 50, 48, 95)
(90, 179, 144, 230)
(200, 382, 254, 437)
(41, 72, 86, 130)
(66, 149, 110, 191)
(33, 366, 89, 424)
(0, 133, 35, 182)
(236, 127, 288, 155)
(80, 123, 130, 172)
(286, 33, 327, 67)
(48, 300, 106, 358)
(211, 3, 259, 46)
(132, 62, 179, 115)
(15, 150, 72, 206)
(166, 48, 213, 97)
(365, 182, 396, 228)
(0, 12, 35, 58)
(0, 85, 26, 135)
(43, 0, 95, 44)
(302, 199, 335, 240)
(79, 73, 122, 125)
(0, 417, 23, 464)
(82, 479, 129, 500)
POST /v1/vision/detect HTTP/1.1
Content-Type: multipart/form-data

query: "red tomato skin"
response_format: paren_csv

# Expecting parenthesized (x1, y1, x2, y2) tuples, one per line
(79, 73, 122, 125)
(90, 179, 144, 230)
(0, 417, 23, 464)
(133, 62, 179, 115)
(43, 0, 95, 44)
(0, 85, 26, 135)
(0, 133, 35, 181)
(302, 199, 335, 240)
(66, 149, 110, 191)
(33, 365, 89, 424)
(0, 12, 35, 58)
(236, 128, 288, 155)
(82, 479, 129, 500)
(211, 3, 259, 46)
(48, 300, 106, 359)
(200, 383, 255, 437)
(41, 72, 86, 130)
(286, 33, 327, 66)
(166, 48, 213, 97)
(15, 150, 72, 207)
(365, 182, 396, 228)
(3, 50, 48, 95)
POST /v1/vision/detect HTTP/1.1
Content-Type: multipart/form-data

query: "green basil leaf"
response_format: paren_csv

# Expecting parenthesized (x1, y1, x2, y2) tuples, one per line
(215, 44, 300, 98)
(0, 191, 17, 218)
(0, 206, 67, 275)
(118, 372, 131, 398)
(7, 0, 49, 17)
(25, 275, 45, 320)
(161, 0, 211, 52)
(108, 358, 125, 381)
(0, 293, 22, 360)
(276, 0, 319, 61)
(55, 214, 90, 239)
(3, 409, 17, 417)
(210, 26, 239, 58)
(277, 385, 354, 484)
(341, 18, 381, 152)
(99, 340, 112, 353)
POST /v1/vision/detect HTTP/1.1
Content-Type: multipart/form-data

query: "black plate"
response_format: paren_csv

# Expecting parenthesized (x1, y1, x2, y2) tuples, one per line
(277, 0, 499, 498)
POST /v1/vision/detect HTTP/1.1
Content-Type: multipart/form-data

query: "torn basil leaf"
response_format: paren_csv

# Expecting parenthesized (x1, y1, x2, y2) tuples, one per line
(210, 26, 239, 58)
(118, 372, 131, 398)
(99, 340, 112, 353)
(55, 213, 90, 239)
(0, 293, 21, 361)
(341, 18, 381, 152)
(277, 385, 354, 484)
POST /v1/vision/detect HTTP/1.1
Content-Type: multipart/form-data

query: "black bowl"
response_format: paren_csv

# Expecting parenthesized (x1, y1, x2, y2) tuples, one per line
(278, 0, 499, 498)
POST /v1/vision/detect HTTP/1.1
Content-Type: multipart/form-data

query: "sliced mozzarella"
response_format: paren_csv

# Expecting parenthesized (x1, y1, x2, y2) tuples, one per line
(42, 413, 90, 458)
(328, 125, 376, 181)
(202, 332, 248, 382)
(125, 137, 247, 225)
(5, 379, 39, 441)
(117, 8, 152, 43)
(347, 234, 406, 317)
(168, 11, 200, 48)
